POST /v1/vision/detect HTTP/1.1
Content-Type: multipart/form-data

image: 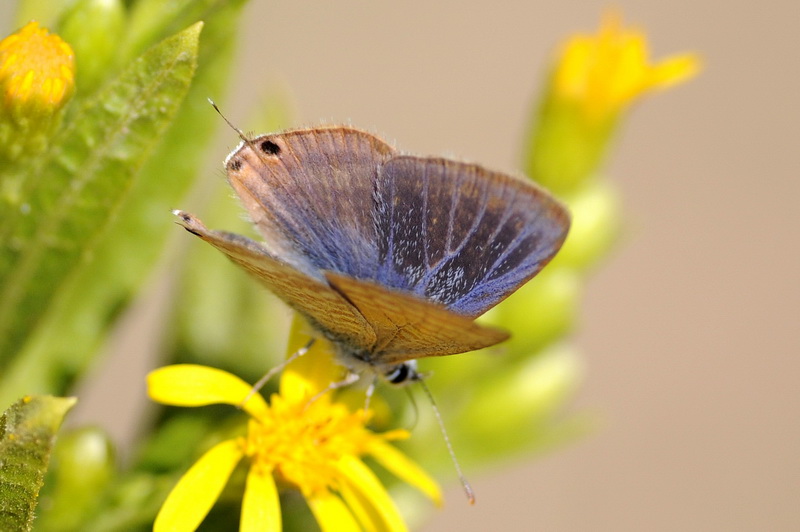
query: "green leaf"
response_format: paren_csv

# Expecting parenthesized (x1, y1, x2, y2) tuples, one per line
(0, 395, 76, 532)
(0, 2, 250, 406)
(0, 23, 201, 373)
(82, 2, 247, 306)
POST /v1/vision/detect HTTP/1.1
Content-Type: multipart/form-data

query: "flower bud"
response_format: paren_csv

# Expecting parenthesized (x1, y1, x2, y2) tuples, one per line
(0, 21, 75, 161)
(551, 180, 623, 271)
(524, 11, 700, 193)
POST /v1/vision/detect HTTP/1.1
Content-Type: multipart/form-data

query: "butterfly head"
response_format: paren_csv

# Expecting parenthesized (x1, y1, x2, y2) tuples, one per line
(330, 337, 424, 387)
(383, 360, 422, 386)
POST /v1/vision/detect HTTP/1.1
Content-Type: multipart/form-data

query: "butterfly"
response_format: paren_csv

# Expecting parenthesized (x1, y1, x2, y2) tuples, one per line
(175, 126, 570, 385)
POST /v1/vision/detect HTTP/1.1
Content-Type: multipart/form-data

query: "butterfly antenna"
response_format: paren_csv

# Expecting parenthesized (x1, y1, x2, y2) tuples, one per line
(417, 378, 476, 505)
(208, 98, 254, 146)
(403, 386, 420, 430)
(241, 338, 315, 408)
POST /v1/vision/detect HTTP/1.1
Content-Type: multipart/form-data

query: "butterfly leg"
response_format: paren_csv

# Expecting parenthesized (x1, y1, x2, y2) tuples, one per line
(363, 377, 377, 412)
(304, 371, 361, 410)
(240, 338, 316, 409)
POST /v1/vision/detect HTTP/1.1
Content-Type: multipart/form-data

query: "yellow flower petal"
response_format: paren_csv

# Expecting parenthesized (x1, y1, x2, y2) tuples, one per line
(336, 455, 408, 532)
(149, 353, 438, 532)
(154, 439, 244, 532)
(649, 54, 702, 90)
(307, 490, 362, 532)
(241, 467, 281, 532)
(368, 439, 443, 506)
(147, 364, 268, 418)
(553, 10, 700, 120)
(339, 476, 401, 532)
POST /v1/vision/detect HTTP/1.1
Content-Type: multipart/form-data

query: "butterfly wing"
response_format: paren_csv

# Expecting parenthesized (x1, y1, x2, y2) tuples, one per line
(325, 272, 509, 364)
(225, 127, 569, 320)
(174, 211, 377, 352)
(224, 126, 396, 281)
(373, 156, 570, 317)
(182, 127, 569, 367)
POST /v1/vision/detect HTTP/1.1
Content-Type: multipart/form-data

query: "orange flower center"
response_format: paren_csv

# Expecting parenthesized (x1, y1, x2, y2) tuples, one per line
(243, 394, 376, 495)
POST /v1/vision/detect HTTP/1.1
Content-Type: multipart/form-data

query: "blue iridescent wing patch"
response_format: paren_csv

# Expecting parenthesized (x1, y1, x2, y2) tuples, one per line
(373, 155, 569, 317)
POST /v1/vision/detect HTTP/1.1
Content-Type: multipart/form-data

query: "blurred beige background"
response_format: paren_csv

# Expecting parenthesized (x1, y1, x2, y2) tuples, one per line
(225, 2, 798, 531)
(219, 2, 798, 531)
(5, 0, 799, 530)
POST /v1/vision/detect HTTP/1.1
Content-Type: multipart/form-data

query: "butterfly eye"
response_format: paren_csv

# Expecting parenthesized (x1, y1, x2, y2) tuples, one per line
(385, 362, 421, 385)
(384, 363, 409, 384)
(260, 140, 281, 155)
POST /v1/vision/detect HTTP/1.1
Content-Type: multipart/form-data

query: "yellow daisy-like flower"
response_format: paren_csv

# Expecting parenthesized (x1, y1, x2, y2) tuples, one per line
(0, 21, 75, 120)
(526, 10, 700, 193)
(148, 342, 441, 532)
(554, 10, 700, 121)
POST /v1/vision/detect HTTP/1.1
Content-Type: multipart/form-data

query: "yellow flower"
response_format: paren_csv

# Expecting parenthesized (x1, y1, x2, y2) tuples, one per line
(0, 21, 75, 120)
(147, 342, 441, 532)
(525, 10, 701, 193)
(554, 11, 700, 121)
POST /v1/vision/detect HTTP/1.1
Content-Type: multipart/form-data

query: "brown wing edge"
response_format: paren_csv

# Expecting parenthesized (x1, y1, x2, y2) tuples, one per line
(173, 210, 378, 352)
(324, 271, 509, 365)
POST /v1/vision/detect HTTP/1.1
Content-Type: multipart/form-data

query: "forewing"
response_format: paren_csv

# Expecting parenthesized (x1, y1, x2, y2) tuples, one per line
(174, 211, 377, 351)
(224, 126, 397, 280)
(325, 272, 509, 364)
(373, 156, 570, 317)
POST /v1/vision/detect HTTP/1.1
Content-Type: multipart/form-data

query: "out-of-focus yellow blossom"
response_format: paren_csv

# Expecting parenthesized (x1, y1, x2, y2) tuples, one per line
(554, 11, 700, 121)
(526, 11, 700, 193)
(148, 342, 441, 532)
(0, 21, 75, 120)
